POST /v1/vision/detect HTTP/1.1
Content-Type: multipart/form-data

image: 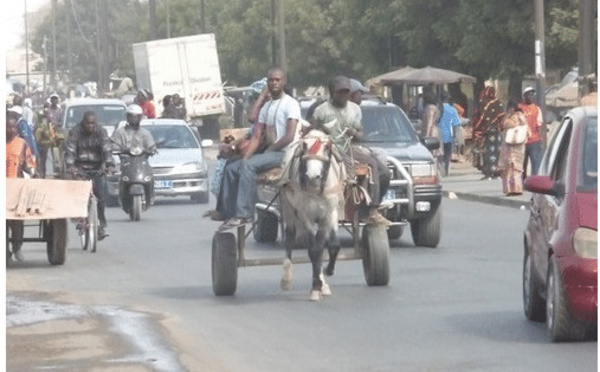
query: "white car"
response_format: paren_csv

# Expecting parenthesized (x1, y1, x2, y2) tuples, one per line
(110, 119, 213, 204)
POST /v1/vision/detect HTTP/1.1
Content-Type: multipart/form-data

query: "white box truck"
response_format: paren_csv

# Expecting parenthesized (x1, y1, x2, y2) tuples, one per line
(132, 33, 226, 123)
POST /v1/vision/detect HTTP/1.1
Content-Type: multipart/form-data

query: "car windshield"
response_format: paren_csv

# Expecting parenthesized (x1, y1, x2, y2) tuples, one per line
(145, 125, 199, 149)
(65, 104, 126, 129)
(579, 117, 597, 191)
(361, 105, 419, 143)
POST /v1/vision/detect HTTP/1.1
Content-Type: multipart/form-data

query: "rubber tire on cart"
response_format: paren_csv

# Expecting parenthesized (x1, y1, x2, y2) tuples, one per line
(410, 206, 441, 248)
(387, 225, 404, 240)
(191, 192, 209, 204)
(254, 209, 278, 243)
(212, 232, 238, 296)
(46, 218, 68, 265)
(546, 256, 587, 342)
(523, 242, 545, 322)
(361, 224, 390, 286)
(130, 195, 142, 221)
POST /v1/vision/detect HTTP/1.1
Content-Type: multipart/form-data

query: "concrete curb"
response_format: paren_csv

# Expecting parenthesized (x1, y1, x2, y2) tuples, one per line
(443, 190, 530, 210)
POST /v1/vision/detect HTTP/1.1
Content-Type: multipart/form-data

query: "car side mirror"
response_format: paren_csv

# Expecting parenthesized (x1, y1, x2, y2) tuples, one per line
(201, 139, 214, 148)
(524, 175, 564, 197)
(422, 136, 440, 151)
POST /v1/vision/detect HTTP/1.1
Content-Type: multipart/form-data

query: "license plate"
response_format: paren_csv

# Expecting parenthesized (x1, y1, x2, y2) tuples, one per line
(384, 189, 396, 201)
(154, 180, 173, 189)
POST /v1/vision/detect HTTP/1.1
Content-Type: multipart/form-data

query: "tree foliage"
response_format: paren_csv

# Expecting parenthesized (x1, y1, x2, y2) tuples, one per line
(29, 0, 594, 93)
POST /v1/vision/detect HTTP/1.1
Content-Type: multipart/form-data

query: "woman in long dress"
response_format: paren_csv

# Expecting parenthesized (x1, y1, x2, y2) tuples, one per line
(499, 98, 530, 195)
(473, 87, 504, 179)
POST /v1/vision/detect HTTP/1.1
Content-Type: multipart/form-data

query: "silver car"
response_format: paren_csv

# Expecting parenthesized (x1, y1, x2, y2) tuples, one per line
(110, 119, 213, 204)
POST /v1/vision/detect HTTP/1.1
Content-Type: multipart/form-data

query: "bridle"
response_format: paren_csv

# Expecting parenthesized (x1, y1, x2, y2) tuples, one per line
(297, 137, 332, 195)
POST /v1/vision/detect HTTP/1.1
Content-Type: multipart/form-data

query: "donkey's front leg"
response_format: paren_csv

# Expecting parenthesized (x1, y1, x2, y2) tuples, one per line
(281, 227, 295, 290)
(308, 230, 326, 301)
(324, 230, 341, 276)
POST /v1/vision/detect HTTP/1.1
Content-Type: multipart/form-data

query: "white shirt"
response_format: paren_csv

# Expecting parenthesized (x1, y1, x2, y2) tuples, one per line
(258, 94, 301, 150)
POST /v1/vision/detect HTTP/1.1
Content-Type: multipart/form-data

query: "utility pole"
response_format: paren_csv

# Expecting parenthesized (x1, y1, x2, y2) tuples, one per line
(166, 0, 171, 38)
(149, 0, 157, 40)
(277, 0, 287, 72)
(25, 0, 30, 95)
(533, 0, 547, 146)
(51, 0, 57, 89)
(271, 0, 276, 67)
(199, 0, 205, 33)
(578, 0, 594, 97)
(66, 0, 72, 84)
(43, 36, 47, 96)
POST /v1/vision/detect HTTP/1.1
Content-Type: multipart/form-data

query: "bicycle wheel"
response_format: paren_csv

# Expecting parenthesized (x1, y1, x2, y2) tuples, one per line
(88, 195, 99, 252)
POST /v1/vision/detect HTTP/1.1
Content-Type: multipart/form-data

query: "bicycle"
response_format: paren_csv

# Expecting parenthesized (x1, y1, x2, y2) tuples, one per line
(71, 168, 105, 253)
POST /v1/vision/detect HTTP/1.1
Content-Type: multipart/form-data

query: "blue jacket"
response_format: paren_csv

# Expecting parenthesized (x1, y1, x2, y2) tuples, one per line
(438, 103, 460, 144)
(17, 118, 39, 158)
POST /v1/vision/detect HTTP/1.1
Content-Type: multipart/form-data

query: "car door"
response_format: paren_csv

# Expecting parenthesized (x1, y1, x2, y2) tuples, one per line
(533, 118, 572, 278)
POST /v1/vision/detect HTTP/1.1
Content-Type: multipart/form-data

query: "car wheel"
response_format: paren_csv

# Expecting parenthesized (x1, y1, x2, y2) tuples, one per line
(191, 192, 209, 204)
(410, 206, 441, 248)
(546, 256, 587, 342)
(387, 225, 404, 240)
(522, 242, 545, 322)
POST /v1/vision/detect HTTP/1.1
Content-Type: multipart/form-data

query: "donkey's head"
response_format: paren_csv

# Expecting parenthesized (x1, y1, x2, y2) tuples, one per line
(298, 130, 333, 193)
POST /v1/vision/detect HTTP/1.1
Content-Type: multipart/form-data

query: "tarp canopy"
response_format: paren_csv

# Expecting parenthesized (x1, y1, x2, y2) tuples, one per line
(546, 81, 579, 108)
(366, 66, 417, 86)
(368, 66, 476, 86)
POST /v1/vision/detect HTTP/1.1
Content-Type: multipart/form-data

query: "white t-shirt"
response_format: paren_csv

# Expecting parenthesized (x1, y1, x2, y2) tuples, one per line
(258, 94, 301, 150)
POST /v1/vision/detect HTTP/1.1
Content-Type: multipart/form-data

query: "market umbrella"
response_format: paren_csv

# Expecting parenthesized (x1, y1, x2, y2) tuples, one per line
(366, 66, 417, 87)
(392, 66, 476, 85)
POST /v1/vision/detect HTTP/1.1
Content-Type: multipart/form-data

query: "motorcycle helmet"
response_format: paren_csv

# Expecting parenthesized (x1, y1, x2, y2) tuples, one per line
(126, 104, 144, 128)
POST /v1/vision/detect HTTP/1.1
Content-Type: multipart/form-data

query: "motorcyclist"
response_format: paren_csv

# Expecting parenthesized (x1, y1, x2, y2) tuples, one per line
(111, 104, 157, 210)
(63, 111, 116, 240)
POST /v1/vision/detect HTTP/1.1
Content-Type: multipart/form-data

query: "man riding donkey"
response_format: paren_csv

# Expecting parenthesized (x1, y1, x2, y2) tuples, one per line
(309, 75, 392, 226)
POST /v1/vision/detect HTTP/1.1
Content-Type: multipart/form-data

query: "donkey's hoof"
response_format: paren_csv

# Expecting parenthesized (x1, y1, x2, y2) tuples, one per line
(309, 290, 322, 302)
(321, 282, 331, 296)
(281, 258, 293, 290)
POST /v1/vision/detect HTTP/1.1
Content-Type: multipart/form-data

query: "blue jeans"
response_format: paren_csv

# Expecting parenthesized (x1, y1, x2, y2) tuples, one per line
(525, 141, 544, 176)
(236, 151, 285, 218)
(216, 159, 242, 219)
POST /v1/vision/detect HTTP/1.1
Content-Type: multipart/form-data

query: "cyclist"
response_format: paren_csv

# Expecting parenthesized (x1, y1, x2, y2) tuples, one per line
(63, 111, 116, 240)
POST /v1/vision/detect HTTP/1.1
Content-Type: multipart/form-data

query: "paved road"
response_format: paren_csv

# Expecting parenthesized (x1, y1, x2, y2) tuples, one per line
(6, 196, 597, 371)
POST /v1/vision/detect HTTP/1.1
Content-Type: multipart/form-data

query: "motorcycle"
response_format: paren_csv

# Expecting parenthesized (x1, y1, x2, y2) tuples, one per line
(115, 146, 154, 221)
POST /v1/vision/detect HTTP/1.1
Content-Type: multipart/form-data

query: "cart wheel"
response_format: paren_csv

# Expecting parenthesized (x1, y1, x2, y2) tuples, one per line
(47, 219, 68, 265)
(361, 224, 390, 286)
(212, 231, 238, 296)
(254, 209, 278, 243)
(130, 195, 142, 221)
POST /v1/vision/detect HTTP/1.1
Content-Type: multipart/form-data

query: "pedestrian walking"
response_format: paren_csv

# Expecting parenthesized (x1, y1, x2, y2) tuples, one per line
(498, 98, 530, 195)
(519, 87, 543, 177)
(473, 86, 504, 180)
(437, 91, 460, 176)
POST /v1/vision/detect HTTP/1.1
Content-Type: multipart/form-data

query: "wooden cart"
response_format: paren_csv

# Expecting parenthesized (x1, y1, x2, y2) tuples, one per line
(6, 178, 92, 265)
(211, 169, 392, 296)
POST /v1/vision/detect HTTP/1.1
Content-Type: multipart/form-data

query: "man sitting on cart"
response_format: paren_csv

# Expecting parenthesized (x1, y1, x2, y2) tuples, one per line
(219, 67, 302, 230)
(6, 114, 37, 262)
(63, 111, 116, 240)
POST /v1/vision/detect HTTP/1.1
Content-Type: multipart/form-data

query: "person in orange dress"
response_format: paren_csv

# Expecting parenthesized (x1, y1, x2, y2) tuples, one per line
(6, 115, 37, 262)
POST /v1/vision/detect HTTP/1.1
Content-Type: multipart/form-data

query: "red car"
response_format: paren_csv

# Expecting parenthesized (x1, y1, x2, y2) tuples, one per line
(523, 106, 597, 342)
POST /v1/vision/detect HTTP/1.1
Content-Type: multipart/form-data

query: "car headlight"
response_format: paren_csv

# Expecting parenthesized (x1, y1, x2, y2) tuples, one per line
(411, 163, 439, 185)
(173, 161, 206, 174)
(411, 163, 436, 177)
(573, 227, 598, 259)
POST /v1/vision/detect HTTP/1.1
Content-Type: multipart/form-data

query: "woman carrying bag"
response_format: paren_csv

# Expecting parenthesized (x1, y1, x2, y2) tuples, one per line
(498, 98, 530, 196)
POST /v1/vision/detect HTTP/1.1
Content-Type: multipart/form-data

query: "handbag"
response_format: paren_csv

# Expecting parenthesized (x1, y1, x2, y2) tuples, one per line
(504, 124, 528, 145)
